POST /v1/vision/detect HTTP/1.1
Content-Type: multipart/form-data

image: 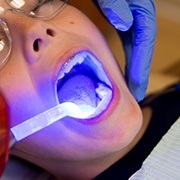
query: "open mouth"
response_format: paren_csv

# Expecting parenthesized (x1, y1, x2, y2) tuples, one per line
(55, 51, 113, 118)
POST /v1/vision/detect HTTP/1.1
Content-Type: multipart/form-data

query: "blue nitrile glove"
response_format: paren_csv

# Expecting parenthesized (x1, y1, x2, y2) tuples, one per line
(97, 0, 157, 102)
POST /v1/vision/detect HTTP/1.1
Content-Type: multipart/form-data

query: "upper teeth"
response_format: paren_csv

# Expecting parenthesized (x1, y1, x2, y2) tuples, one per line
(57, 51, 112, 88)
(58, 53, 85, 80)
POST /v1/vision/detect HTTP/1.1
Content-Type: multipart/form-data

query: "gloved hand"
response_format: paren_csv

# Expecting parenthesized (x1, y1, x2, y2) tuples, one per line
(96, 0, 157, 102)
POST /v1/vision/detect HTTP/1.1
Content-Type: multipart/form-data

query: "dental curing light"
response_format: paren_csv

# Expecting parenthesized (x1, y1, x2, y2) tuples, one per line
(11, 86, 112, 142)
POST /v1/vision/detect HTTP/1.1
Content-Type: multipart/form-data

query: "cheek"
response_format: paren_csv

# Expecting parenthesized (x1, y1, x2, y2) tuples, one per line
(0, 69, 43, 127)
(54, 5, 105, 46)
(7, 89, 44, 127)
(121, 95, 143, 143)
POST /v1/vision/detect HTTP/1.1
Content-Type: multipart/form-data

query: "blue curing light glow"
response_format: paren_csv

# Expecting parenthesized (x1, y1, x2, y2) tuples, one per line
(10, 102, 94, 142)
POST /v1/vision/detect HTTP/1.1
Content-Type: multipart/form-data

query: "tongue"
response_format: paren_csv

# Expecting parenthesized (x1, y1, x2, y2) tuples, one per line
(58, 74, 97, 107)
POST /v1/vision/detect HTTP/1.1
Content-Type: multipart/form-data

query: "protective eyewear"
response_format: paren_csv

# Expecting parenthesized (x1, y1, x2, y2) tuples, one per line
(0, 0, 68, 70)
(0, 92, 9, 176)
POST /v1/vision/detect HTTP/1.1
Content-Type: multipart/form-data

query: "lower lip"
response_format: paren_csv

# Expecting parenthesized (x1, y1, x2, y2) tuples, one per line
(71, 81, 121, 124)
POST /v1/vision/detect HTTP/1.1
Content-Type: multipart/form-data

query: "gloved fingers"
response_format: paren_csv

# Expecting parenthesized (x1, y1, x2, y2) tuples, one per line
(117, 0, 157, 101)
(117, 28, 134, 83)
(128, 0, 157, 101)
(117, 27, 147, 101)
(97, 0, 133, 31)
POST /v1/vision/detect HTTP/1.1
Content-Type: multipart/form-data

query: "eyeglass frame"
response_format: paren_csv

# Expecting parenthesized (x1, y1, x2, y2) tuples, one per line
(0, 0, 68, 70)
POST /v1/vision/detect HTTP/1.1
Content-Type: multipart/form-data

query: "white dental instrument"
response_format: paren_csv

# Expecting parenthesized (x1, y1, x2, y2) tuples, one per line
(10, 85, 112, 146)
(10, 102, 95, 143)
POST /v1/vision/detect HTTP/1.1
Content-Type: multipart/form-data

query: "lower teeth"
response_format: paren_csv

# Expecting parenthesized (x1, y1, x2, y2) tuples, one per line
(91, 85, 112, 117)
(78, 83, 112, 118)
(96, 83, 110, 99)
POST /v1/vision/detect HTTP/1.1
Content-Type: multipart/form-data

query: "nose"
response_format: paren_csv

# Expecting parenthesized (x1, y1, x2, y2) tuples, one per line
(4, 11, 56, 64)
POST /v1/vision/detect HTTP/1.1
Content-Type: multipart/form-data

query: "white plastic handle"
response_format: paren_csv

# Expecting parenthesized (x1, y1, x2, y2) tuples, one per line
(10, 102, 93, 142)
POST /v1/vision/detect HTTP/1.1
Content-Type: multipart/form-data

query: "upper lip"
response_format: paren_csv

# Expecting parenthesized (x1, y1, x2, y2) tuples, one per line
(55, 50, 113, 118)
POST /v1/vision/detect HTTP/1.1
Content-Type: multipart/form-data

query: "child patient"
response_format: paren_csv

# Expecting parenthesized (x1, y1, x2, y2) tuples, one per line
(1, 0, 179, 179)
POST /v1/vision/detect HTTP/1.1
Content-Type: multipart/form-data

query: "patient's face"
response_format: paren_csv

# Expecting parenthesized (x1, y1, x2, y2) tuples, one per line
(0, 0, 142, 173)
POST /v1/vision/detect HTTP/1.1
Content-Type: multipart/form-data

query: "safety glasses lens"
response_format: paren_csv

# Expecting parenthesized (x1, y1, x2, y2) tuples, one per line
(5, 0, 67, 18)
